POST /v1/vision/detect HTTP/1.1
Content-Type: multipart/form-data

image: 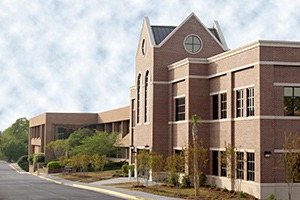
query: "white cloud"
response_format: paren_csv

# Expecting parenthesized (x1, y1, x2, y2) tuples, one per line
(1, 0, 300, 130)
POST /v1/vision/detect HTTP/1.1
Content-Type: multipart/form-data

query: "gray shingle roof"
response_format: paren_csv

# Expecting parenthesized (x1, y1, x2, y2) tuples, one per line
(151, 26, 176, 45)
(208, 28, 221, 43)
(151, 26, 222, 46)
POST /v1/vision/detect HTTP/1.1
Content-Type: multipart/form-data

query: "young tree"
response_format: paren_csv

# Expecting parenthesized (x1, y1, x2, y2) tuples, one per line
(58, 155, 69, 174)
(190, 114, 202, 196)
(69, 131, 119, 156)
(70, 155, 81, 172)
(78, 154, 90, 175)
(221, 142, 238, 191)
(90, 154, 106, 174)
(184, 140, 208, 190)
(281, 132, 300, 200)
(66, 128, 95, 154)
(165, 152, 185, 186)
(46, 140, 68, 159)
(136, 150, 151, 186)
(149, 152, 164, 183)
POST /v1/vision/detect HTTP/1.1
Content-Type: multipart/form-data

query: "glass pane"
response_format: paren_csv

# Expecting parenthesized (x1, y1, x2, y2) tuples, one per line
(185, 36, 193, 44)
(284, 96, 293, 116)
(284, 87, 293, 96)
(294, 97, 300, 116)
(193, 36, 201, 45)
(185, 44, 193, 52)
(295, 88, 300, 97)
(193, 44, 201, 52)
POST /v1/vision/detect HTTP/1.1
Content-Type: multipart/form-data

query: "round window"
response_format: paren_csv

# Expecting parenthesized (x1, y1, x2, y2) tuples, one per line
(184, 34, 202, 54)
(142, 39, 146, 55)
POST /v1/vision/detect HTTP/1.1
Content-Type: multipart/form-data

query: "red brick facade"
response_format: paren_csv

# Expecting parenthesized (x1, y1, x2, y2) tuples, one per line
(29, 13, 300, 199)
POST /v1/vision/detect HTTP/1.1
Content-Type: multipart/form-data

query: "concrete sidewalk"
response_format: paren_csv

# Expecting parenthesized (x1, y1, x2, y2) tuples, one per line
(9, 163, 183, 200)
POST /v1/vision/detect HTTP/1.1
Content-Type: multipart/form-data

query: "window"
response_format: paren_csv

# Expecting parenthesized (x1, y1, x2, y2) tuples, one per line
(184, 34, 202, 54)
(137, 74, 141, 123)
(213, 95, 219, 119)
(131, 99, 135, 127)
(236, 152, 244, 179)
(141, 39, 146, 55)
(212, 151, 219, 176)
(236, 90, 244, 117)
(247, 88, 254, 116)
(221, 93, 227, 119)
(220, 151, 227, 177)
(247, 152, 255, 181)
(144, 71, 150, 122)
(175, 98, 185, 121)
(284, 87, 300, 116)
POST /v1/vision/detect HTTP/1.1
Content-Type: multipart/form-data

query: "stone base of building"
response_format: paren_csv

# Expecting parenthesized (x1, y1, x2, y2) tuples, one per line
(208, 175, 300, 200)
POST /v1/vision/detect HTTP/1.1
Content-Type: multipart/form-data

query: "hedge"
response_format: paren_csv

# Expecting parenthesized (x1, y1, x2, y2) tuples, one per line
(47, 161, 61, 169)
(33, 153, 45, 163)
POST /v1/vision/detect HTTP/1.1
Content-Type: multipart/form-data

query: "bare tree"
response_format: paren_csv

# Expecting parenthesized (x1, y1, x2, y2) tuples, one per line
(281, 132, 300, 200)
(221, 142, 238, 191)
(190, 114, 202, 196)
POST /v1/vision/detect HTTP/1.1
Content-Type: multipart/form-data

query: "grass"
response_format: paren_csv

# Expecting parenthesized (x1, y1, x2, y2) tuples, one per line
(56, 171, 256, 199)
(56, 169, 123, 183)
(104, 182, 256, 200)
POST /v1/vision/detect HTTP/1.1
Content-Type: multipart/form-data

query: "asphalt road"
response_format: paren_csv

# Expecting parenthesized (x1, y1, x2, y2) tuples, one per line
(0, 161, 124, 200)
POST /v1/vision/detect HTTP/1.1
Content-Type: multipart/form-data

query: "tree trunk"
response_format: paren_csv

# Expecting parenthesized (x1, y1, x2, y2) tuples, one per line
(194, 139, 199, 196)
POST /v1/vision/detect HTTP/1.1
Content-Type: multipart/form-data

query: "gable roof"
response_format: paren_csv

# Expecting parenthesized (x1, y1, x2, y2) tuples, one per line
(145, 13, 228, 50)
(151, 26, 176, 45)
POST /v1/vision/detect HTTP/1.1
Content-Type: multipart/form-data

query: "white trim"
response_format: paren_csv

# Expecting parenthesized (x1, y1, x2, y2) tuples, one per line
(157, 13, 227, 51)
(213, 20, 228, 50)
(183, 34, 203, 54)
(168, 120, 189, 125)
(204, 118, 232, 123)
(210, 90, 227, 96)
(274, 149, 300, 153)
(173, 95, 185, 99)
(170, 77, 186, 84)
(152, 81, 169, 85)
(260, 116, 300, 120)
(203, 116, 300, 123)
(168, 58, 208, 71)
(244, 149, 255, 153)
(208, 63, 256, 79)
(210, 147, 225, 151)
(173, 147, 183, 150)
(260, 61, 300, 66)
(234, 84, 255, 91)
(188, 75, 208, 79)
(274, 82, 300, 87)
(144, 17, 156, 47)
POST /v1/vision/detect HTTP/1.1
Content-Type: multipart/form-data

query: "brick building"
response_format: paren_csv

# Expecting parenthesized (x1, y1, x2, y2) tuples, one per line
(29, 13, 300, 199)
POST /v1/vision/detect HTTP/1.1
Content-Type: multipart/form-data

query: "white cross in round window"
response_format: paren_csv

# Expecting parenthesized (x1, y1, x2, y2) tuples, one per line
(184, 34, 202, 54)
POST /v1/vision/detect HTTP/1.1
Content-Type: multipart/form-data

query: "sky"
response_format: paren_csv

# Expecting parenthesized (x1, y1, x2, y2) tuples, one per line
(1, 0, 300, 131)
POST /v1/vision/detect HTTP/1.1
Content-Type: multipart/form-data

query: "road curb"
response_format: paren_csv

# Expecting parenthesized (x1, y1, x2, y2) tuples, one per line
(8, 164, 152, 200)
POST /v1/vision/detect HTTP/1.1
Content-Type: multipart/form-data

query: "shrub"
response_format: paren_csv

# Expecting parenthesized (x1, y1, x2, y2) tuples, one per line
(121, 164, 128, 174)
(168, 172, 179, 186)
(28, 154, 34, 163)
(181, 175, 191, 187)
(199, 172, 207, 186)
(237, 191, 246, 198)
(268, 193, 276, 200)
(47, 161, 61, 169)
(103, 160, 127, 170)
(33, 153, 45, 163)
(17, 155, 29, 172)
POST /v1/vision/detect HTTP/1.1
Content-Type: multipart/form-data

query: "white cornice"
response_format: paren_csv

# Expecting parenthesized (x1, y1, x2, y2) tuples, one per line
(156, 13, 227, 51)
(144, 16, 156, 47)
(168, 58, 208, 71)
